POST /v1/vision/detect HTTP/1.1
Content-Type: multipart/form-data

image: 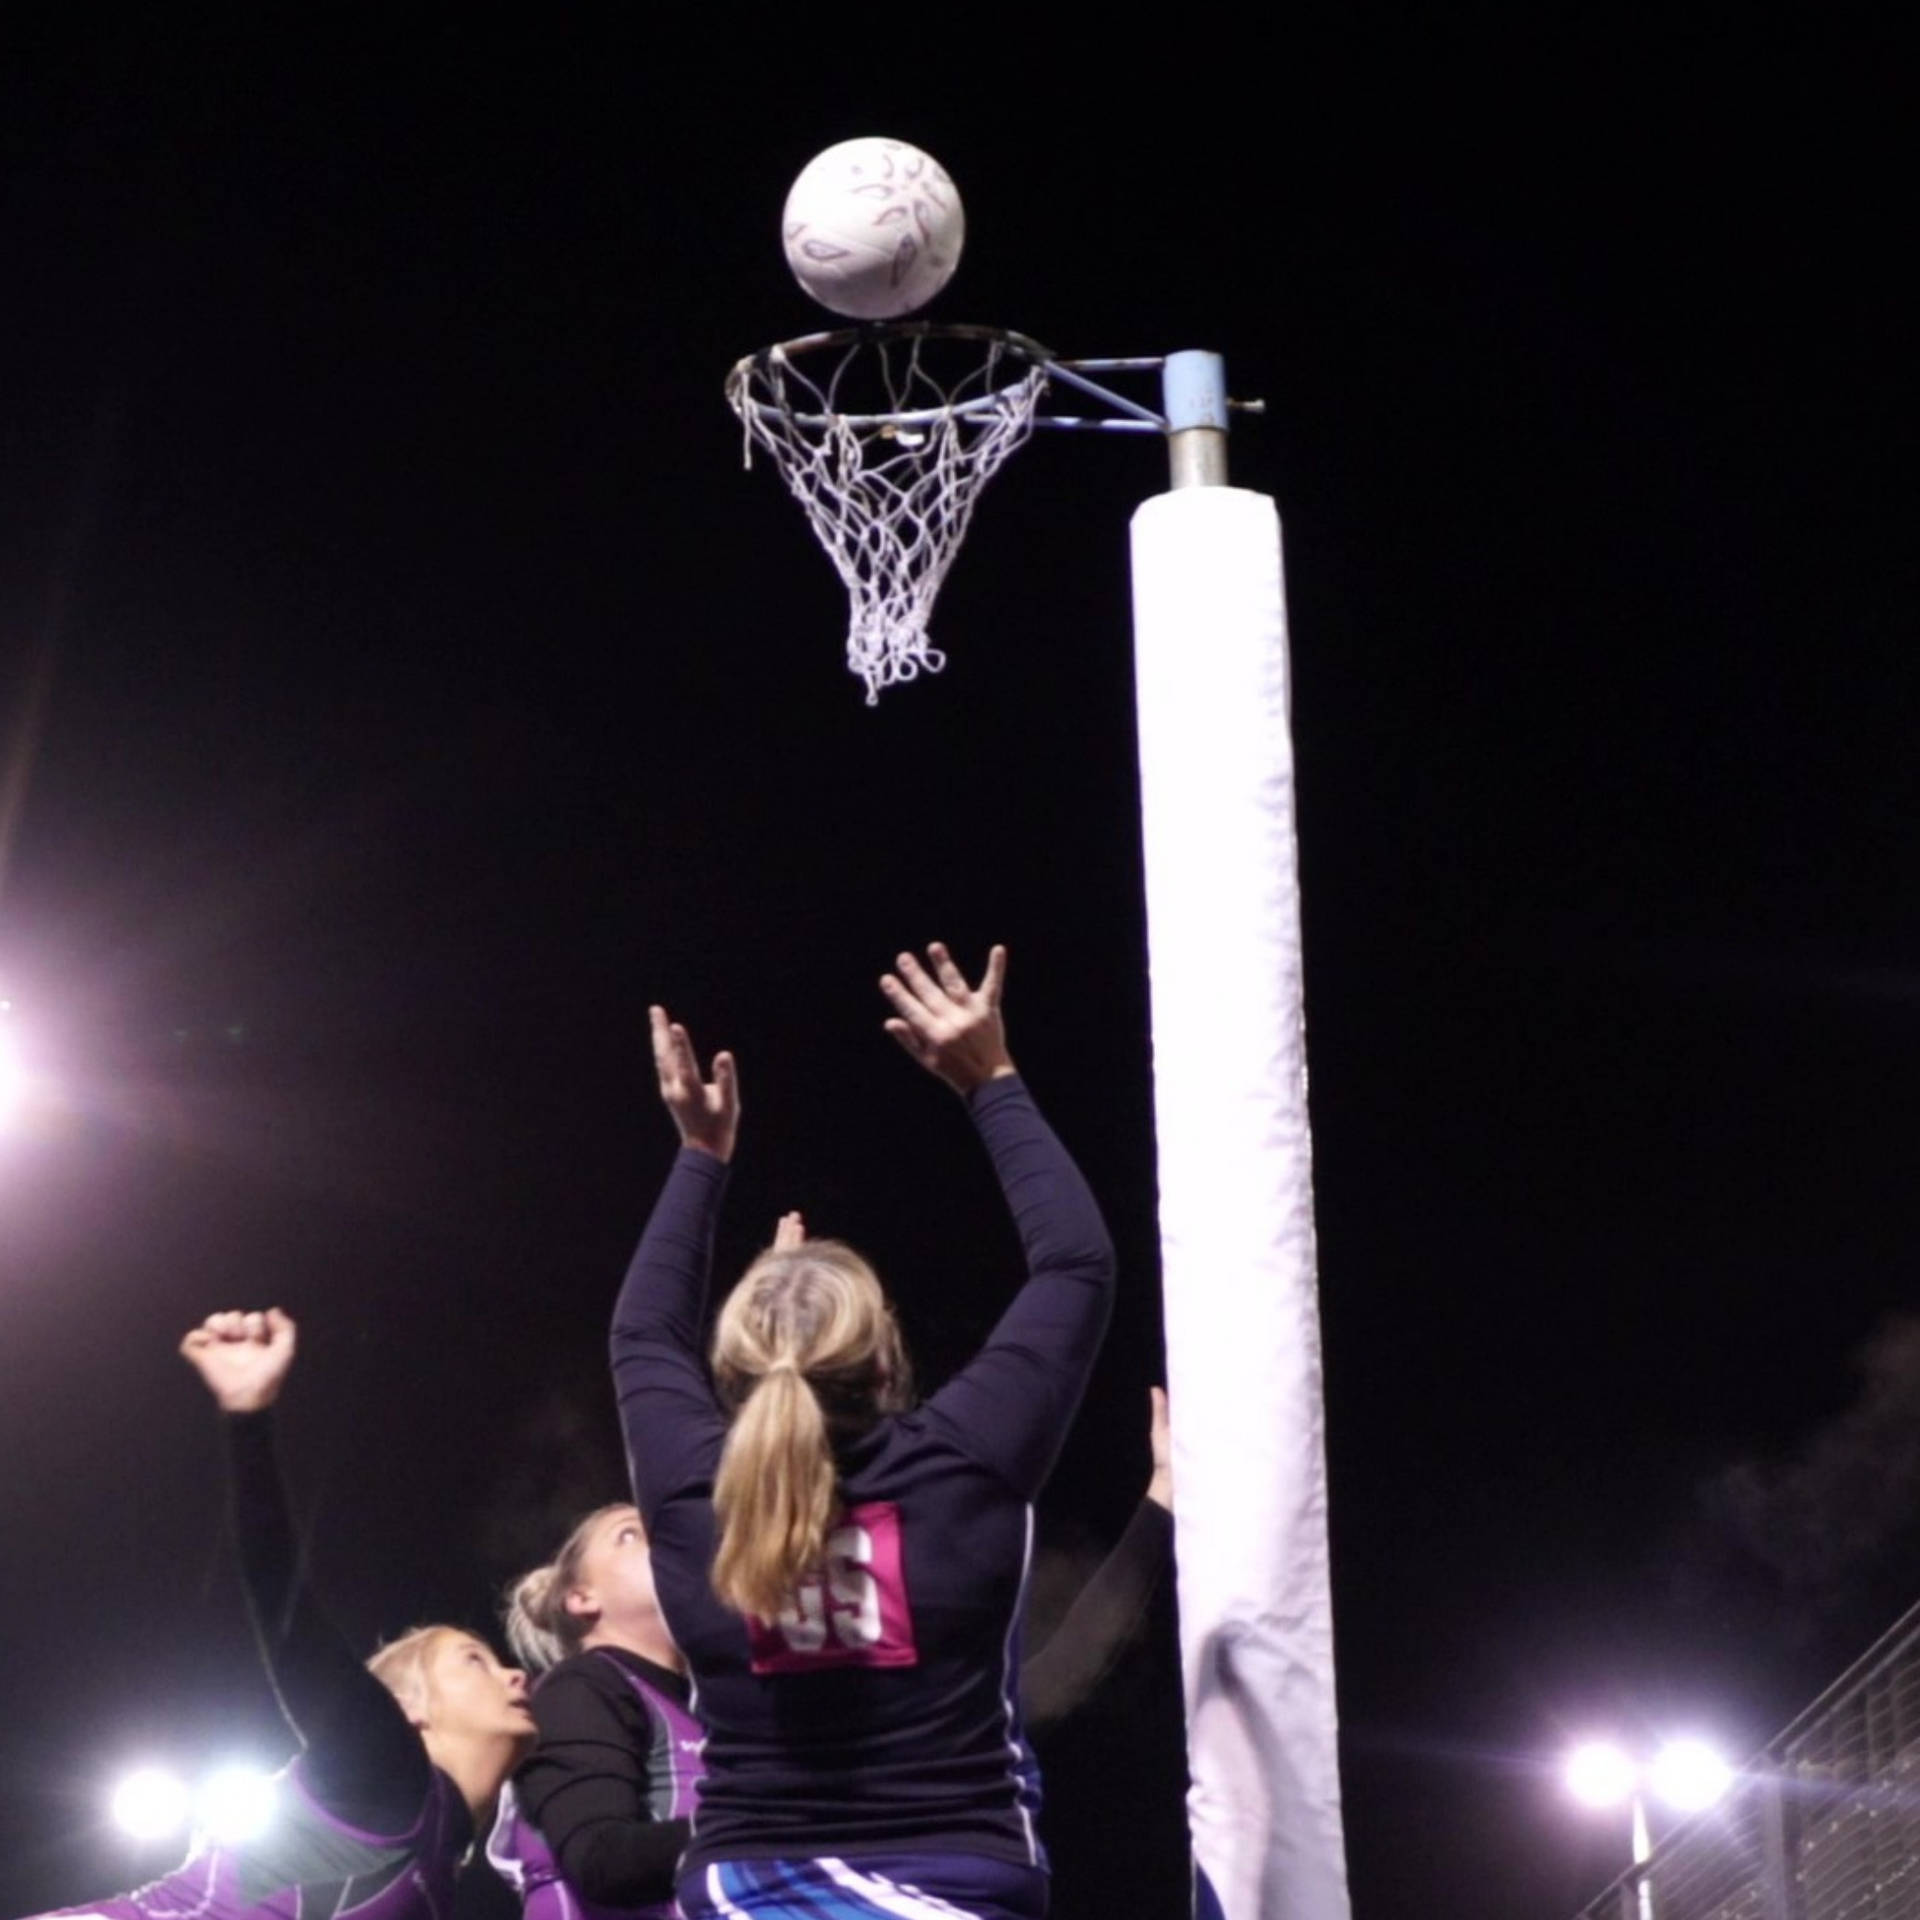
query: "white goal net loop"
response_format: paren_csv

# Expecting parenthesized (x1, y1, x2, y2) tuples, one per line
(726, 328, 1048, 702)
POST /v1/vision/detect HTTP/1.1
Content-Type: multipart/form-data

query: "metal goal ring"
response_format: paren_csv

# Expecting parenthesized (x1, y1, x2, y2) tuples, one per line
(726, 322, 1056, 431)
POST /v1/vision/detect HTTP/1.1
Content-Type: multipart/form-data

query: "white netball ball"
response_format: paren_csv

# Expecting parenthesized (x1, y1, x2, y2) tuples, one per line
(782, 137, 965, 321)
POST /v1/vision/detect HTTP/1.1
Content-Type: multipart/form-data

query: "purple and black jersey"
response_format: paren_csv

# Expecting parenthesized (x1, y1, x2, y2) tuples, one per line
(487, 1647, 702, 1918)
(610, 1074, 1115, 1891)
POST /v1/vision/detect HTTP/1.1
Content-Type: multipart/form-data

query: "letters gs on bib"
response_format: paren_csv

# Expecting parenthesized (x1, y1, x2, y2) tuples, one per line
(747, 1502, 920, 1674)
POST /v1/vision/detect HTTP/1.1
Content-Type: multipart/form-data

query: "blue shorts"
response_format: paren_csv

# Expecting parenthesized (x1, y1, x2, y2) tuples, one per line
(680, 1855, 1048, 1920)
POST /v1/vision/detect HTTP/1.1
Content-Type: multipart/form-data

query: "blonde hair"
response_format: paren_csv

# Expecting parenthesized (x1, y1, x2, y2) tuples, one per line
(709, 1239, 910, 1620)
(502, 1504, 634, 1673)
(366, 1625, 458, 1721)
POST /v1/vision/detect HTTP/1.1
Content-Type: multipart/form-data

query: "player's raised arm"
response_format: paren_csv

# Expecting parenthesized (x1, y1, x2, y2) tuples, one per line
(180, 1311, 438, 1836)
(610, 1008, 740, 1524)
(895, 943, 1117, 1499)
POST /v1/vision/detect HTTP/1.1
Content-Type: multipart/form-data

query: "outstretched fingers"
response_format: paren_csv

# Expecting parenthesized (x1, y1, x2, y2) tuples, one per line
(879, 969, 940, 1041)
(878, 941, 1014, 1093)
(890, 949, 951, 1013)
(914, 940, 1007, 1011)
(648, 1005, 681, 1085)
(927, 940, 971, 999)
(650, 1006, 712, 1096)
(649, 1002, 741, 1158)
(978, 942, 1008, 1009)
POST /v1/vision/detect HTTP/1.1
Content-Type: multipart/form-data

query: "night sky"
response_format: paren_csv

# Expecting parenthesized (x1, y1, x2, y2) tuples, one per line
(0, 19, 1910, 1919)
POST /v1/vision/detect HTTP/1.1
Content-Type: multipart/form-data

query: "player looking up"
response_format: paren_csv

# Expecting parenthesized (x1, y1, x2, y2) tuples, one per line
(31, 1310, 536, 1920)
(610, 942, 1116, 1920)
(489, 1498, 701, 1917)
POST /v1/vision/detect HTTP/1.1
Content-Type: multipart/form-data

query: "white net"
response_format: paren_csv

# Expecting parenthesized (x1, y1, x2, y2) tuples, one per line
(726, 328, 1048, 702)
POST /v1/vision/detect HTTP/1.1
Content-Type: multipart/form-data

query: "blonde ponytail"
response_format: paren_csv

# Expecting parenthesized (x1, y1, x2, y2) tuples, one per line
(712, 1368, 837, 1619)
(708, 1240, 910, 1621)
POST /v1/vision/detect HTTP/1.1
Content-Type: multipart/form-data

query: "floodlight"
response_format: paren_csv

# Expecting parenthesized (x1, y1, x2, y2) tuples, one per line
(110, 1765, 190, 1841)
(198, 1764, 277, 1844)
(1565, 1740, 1637, 1808)
(1650, 1737, 1732, 1812)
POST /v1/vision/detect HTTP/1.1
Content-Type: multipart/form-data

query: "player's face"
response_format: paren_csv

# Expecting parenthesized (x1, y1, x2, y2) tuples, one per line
(423, 1632, 536, 1744)
(572, 1504, 661, 1632)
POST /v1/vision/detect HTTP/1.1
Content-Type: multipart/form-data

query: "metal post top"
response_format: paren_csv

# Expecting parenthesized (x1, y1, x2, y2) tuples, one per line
(1163, 351, 1229, 432)
(1164, 352, 1230, 487)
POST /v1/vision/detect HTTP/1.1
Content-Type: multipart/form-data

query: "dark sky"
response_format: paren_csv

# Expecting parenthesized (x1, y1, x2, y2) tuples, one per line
(0, 18, 1911, 1919)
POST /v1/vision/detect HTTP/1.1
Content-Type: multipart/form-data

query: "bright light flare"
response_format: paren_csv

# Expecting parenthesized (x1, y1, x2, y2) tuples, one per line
(198, 1764, 276, 1843)
(1651, 1737, 1732, 1812)
(111, 1765, 190, 1841)
(1565, 1740, 1636, 1807)
(0, 1025, 24, 1124)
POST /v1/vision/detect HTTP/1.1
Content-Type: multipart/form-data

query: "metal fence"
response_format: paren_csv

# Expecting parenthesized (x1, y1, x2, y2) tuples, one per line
(1577, 1598, 1920, 1920)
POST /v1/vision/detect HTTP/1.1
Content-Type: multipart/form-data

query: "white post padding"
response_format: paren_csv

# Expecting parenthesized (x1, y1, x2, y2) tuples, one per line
(1130, 487, 1351, 1920)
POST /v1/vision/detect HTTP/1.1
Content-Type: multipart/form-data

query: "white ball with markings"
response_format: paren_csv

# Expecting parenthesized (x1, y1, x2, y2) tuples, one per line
(782, 137, 965, 320)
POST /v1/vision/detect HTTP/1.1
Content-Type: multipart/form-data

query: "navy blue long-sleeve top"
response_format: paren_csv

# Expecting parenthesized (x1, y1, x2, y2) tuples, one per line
(609, 1073, 1115, 1878)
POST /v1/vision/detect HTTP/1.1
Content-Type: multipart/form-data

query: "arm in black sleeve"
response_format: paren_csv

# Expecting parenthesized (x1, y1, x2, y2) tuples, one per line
(515, 1662, 689, 1904)
(1019, 1497, 1173, 1733)
(923, 1075, 1117, 1496)
(226, 1410, 431, 1835)
(609, 1146, 732, 1525)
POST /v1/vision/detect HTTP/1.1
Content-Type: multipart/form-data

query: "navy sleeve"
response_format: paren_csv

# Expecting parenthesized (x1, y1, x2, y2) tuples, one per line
(515, 1663, 689, 1904)
(226, 1411, 432, 1836)
(922, 1075, 1117, 1497)
(1019, 1498, 1172, 1732)
(609, 1145, 733, 1525)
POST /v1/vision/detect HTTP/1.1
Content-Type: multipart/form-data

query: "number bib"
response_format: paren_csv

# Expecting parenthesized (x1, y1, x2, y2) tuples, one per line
(746, 1501, 920, 1673)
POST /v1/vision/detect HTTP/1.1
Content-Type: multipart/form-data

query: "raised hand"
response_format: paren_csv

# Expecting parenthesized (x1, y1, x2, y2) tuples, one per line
(879, 942, 1015, 1096)
(1146, 1385, 1172, 1513)
(181, 1309, 298, 1413)
(772, 1210, 807, 1251)
(650, 1005, 739, 1162)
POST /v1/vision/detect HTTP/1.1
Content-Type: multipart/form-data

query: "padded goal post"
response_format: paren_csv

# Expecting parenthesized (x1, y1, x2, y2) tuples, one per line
(1132, 482, 1351, 1920)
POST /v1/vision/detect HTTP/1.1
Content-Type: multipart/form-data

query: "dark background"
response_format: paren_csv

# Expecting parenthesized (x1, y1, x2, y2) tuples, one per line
(0, 17, 1910, 1918)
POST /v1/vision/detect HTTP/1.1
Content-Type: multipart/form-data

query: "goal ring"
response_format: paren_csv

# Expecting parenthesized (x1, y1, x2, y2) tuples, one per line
(726, 322, 1057, 432)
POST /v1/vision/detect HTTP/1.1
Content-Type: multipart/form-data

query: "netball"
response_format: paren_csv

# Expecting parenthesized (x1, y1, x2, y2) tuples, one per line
(782, 137, 965, 320)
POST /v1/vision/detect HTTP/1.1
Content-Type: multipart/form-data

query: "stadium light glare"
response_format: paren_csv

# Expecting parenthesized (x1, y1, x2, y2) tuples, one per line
(0, 1027, 24, 1124)
(1650, 1737, 1732, 1813)
(1566, 1740, 1636, 1808)
(1566, 1731, 1735, 1920)
(198, 1764, 277, 1844)
(110, 1766, 190, 1842)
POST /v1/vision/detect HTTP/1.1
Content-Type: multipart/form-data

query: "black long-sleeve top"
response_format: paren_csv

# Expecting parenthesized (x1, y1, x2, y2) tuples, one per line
(226, 1410, 452, 1842)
